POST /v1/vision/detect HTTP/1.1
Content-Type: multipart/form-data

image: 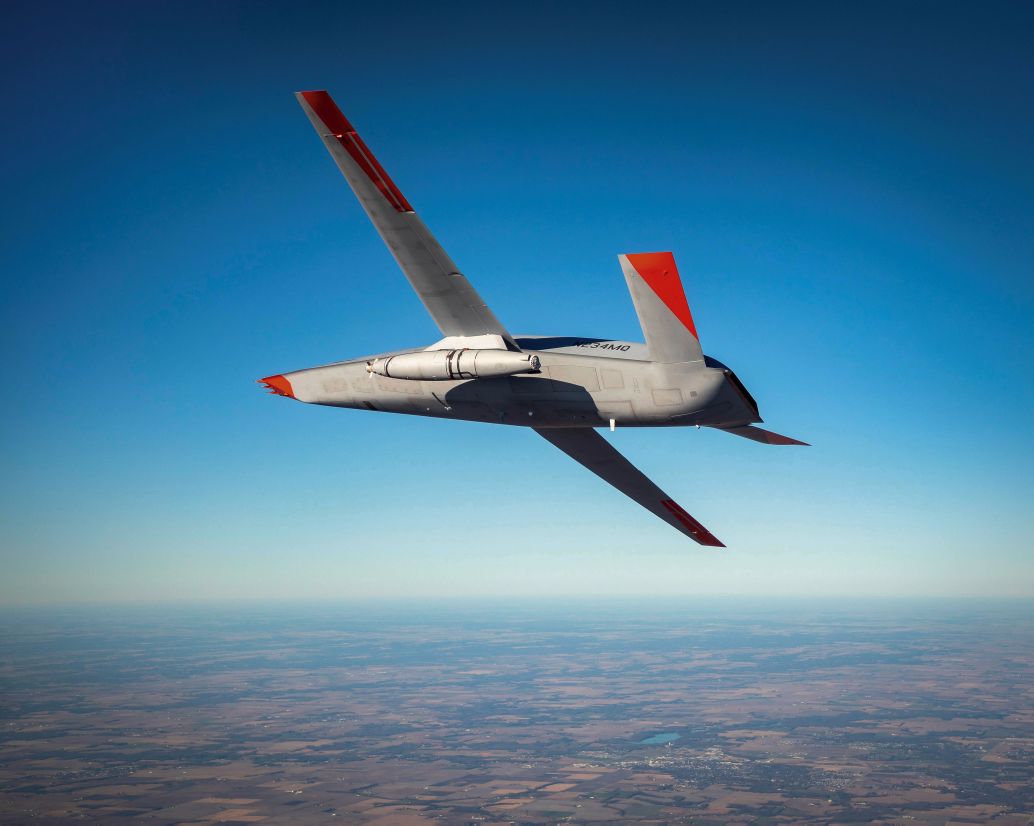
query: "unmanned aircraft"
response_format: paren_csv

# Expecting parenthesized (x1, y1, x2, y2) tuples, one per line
(261, 91, 807, 546)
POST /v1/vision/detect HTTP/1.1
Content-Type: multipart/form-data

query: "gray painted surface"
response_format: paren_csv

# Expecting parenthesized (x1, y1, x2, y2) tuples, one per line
(295, 93, 516, 347)
(263, 91, 807, 546)
(282, 341, 755, 430)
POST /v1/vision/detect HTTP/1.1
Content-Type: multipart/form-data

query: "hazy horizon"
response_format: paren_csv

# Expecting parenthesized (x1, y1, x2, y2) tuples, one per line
(3, 594, 1031, 821)
(2, 595, 1032, 613)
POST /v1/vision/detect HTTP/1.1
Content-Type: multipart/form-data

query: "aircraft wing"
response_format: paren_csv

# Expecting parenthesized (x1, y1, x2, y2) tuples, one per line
(533, 427, 725, 546)
(296, 91, 515, 346)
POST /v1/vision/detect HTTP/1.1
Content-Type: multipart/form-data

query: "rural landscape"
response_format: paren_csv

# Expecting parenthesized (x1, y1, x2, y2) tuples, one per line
(2, 600, 1031, 823)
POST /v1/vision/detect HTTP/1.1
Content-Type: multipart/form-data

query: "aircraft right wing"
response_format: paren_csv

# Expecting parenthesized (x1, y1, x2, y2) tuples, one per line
(296, 90, 515, 347)
(533, 427, 725, 546)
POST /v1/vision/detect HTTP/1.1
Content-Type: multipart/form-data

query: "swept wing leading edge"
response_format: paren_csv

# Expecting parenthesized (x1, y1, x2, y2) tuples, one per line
(295, 91, 515, 345)
(533, 428, 725, 547)
(296, 92, 726, 547)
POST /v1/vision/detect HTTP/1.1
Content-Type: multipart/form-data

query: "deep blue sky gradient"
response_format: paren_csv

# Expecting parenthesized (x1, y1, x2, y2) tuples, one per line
(2, 1, 1032, 602)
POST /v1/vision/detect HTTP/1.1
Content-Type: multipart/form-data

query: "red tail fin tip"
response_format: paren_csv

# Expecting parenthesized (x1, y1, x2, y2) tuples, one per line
(625, 252, 699, 340)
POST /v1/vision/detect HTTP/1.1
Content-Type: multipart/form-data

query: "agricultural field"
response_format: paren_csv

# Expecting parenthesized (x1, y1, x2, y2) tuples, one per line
(1, 600, 1032, 823)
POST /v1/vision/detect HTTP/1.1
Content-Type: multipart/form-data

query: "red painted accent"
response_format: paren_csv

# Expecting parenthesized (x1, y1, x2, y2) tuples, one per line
(299, 89, 356, 134)
(626, 252, 699, 340)
(749, 427, 810, 446)
(660, 499, 725, 547)
(298, 90, 414, 213)
(258, 374, 295, 398)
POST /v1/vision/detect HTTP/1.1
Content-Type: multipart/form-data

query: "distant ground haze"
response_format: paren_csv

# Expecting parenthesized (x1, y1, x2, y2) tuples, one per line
(1, 599, 1032, 823)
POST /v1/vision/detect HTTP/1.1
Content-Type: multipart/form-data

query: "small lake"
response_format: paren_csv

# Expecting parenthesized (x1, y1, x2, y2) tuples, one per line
(639, 732, 680, 745)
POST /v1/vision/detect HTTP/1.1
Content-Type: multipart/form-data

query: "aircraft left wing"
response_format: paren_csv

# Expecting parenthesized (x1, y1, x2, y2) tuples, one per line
(533, 428, 725, 546)
(295, 90, 515, 346)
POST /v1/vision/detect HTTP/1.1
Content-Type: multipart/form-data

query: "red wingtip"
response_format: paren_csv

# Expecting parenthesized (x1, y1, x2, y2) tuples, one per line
(258, 374, 295, 398)
(660, 499, 725, 547)
(625, 252, 699, 340)
(296, 89, 414, 213)
(764, 433, 810, 446)
(735, 426, 810, 446)
(298, 90, 356, 135)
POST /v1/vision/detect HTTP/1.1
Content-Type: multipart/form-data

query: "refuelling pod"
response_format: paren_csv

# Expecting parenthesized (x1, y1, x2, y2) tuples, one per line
(367, 349, 540, 381)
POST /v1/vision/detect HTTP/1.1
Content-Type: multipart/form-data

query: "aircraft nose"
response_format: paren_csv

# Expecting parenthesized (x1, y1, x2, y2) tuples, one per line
(258, 374, 295, 398)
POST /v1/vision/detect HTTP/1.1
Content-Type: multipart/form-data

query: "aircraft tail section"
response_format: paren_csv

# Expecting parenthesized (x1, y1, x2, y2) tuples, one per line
(619, 252, 703, 364)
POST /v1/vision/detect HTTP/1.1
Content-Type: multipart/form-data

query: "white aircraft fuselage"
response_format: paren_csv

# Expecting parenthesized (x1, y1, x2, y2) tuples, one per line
(271, 337, 759, 431)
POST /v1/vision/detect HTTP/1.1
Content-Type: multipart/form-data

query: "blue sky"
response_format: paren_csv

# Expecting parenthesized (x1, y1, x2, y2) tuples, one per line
(2, 1, 1031, 603)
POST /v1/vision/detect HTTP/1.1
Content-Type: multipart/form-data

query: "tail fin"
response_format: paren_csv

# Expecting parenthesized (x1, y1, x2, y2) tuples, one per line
(619, 252, 703, 364)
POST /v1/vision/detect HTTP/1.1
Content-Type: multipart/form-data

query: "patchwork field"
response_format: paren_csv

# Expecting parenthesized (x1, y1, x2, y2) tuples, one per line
(1, 600, 1032, 823)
